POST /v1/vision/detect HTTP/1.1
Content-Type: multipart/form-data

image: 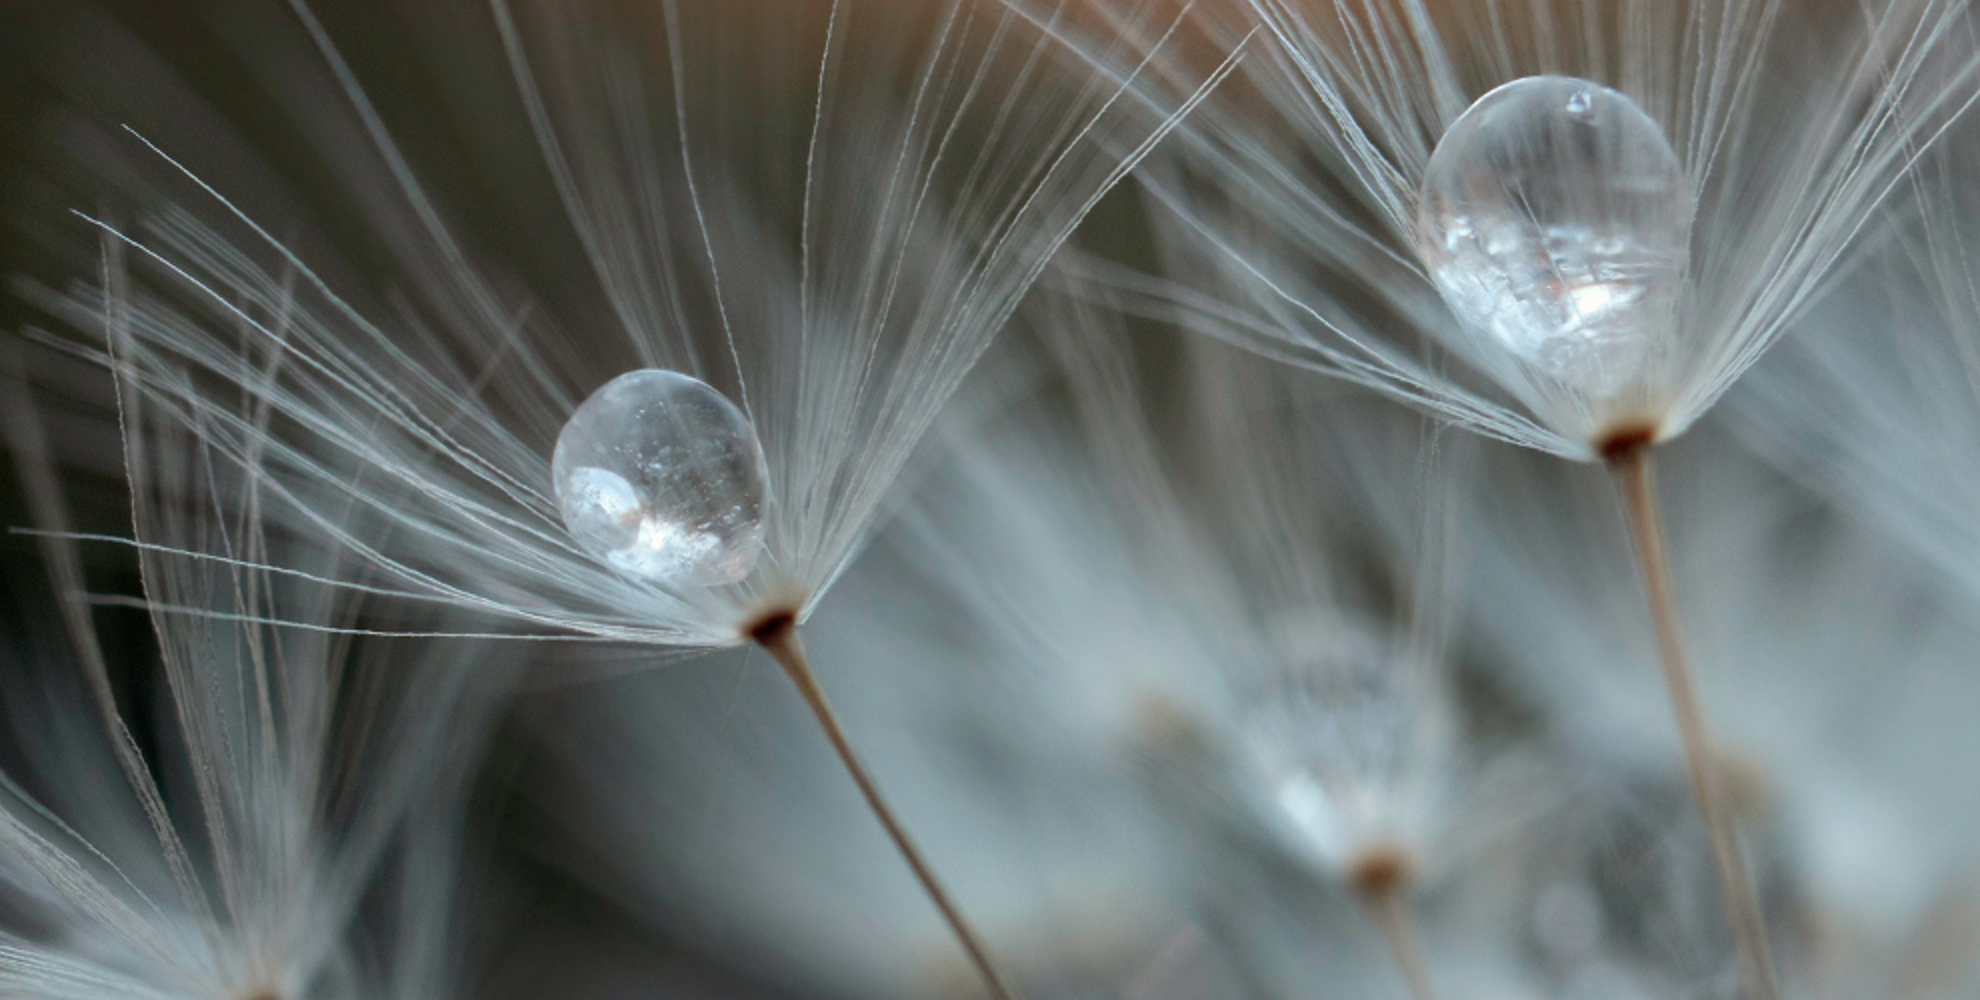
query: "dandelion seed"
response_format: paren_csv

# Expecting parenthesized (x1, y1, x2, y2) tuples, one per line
(881, 289, 1562, 1000)
(1410, 73, 1766, 997)
(29, 2, 1241, 996)
(1237, 619, 1445, 1000)
(1045, 0, 1980, 456)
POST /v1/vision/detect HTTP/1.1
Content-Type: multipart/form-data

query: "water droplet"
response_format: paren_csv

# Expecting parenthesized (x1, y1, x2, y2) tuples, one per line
(552, 369, 768, 586)
(1417, 76, 1692, 399)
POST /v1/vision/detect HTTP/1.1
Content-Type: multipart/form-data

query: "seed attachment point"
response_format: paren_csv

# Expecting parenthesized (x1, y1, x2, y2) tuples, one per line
(1596, 422, 1660, 461)
(1348, 842, 1416, 900)
(744, 607, 799, 647)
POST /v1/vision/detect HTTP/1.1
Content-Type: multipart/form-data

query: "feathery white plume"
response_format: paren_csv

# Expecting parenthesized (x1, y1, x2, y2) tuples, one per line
(43, 0, 1238, 650)
(1048, 0, 1980, 457)
(0, 312, 505, 1000)
(1731, 132, 1980, 618)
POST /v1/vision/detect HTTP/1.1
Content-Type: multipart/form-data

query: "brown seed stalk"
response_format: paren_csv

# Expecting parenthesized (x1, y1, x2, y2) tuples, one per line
(748, 610, 1024, 1000)
(1606, 441, 1779, 1000)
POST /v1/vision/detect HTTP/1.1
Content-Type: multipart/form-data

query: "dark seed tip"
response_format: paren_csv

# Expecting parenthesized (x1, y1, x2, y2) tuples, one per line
(1349, 843, 1415, 898)
(1596, 422, 1659, 461)
(744, 608, 798, 646)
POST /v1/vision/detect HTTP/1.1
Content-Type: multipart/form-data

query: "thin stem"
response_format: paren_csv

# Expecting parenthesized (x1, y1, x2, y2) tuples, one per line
(1358, 885, 1437, 1000)
(754, 617, 1024, 1000)
(1608, 445, 1779, 1000)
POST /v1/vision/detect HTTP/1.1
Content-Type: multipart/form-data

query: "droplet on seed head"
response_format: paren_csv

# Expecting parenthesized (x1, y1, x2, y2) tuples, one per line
(1417, 76, 1692, 402)
(553, 369, 768, 586)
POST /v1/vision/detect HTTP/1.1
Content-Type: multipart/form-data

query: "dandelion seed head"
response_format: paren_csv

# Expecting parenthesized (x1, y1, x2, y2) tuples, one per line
(1238, 616, 1441, 873)
(30, 0, 1222, 652)
(552, 369, 768, 587)
(1063, 0, 1980, 460)
(1419, 76, 1691, 423)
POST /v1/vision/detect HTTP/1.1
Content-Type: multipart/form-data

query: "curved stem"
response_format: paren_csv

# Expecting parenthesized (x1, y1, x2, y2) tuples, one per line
(1609, 446, 1779, 1000)
(1358, 885, 1437, 1000)
(754, 617, 1024, 1000)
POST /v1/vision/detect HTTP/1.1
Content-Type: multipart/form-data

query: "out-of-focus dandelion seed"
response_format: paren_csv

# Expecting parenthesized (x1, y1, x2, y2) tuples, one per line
(0, 327, 504, 1000)
(551, 369, 770, 587)
(884, 288, 1557, 1000)
(1238, 628, 1443, 1000)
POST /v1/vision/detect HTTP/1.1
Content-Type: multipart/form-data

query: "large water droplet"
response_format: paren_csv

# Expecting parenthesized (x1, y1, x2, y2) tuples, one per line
(552, 370, 768, 586)
(1417, 76, 1692, 398)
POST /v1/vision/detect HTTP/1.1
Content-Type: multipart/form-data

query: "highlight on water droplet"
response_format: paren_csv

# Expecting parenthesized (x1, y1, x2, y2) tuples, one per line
(552, 369, 769, 587)
(1416, 76, 1693, 401)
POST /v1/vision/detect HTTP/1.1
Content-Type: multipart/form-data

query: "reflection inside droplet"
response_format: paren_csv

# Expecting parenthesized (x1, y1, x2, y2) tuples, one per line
(552, 369, 769, 587)
(1417, 76, 1693, 399)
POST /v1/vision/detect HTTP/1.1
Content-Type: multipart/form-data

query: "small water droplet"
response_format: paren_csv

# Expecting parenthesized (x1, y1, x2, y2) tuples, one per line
(552, 369, 768, 586)
(1417, 76, 1692, 399)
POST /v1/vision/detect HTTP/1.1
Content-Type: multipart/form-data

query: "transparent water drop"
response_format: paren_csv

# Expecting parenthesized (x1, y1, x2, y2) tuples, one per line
(552, 369, 768, 586)
(1417, 76, 1693, 399)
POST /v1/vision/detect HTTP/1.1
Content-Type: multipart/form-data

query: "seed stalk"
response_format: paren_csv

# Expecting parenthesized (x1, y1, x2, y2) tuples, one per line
(1609, 444, 1779, 1000)
(753, 614, 1024, 1000)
